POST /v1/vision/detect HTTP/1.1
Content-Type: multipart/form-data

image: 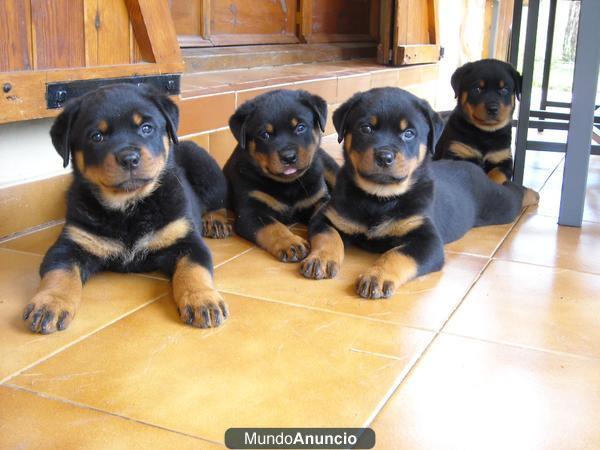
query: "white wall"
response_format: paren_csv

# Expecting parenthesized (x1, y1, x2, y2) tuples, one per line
(0, 118, 71, 188)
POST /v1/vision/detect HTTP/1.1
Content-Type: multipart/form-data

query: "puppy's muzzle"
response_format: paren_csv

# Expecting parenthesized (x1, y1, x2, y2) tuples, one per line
(485, 102, 500, 118)
(116, 147, 141, 170)
(278, 146, 298, 166)
(374, 148, 396, 168)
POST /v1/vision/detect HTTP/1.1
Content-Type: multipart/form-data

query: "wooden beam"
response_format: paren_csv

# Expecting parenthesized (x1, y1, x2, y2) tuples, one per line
(396, 44, 441, 65)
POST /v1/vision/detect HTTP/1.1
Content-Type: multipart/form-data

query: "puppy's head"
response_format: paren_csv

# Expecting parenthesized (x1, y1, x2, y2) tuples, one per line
(333, 87, 443, 197)
(451, 59, 522, 132)
(50, 84, 179, 209)
(229, 89, 326, 183)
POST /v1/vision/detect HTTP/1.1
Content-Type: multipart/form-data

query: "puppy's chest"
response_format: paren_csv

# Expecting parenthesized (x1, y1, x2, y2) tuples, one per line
(67, 210, 192, 265)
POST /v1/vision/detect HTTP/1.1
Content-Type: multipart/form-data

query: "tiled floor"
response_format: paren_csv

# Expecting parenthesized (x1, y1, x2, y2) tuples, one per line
(1, 150, 599, 449)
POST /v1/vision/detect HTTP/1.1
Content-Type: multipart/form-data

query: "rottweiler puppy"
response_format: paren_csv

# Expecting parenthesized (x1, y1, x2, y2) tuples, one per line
(301, 87, 539, 299)
(434, 59, 522, 184)
(23, 84, 231, 334)
(224, 89, 339, 262)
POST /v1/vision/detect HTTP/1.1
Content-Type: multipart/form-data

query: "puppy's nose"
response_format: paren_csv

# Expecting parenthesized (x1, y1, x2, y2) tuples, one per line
(279, 149, 298, 165)
(486, 103, 499, 117)
(374, 149, 395, 167)
(116, 149, 141, 170)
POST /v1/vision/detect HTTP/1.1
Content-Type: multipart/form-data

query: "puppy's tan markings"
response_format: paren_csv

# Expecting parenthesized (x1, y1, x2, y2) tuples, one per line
(370, 115, 378, 126)
(256, 222, 309, 262)
(418, 143, 428, 162)
(172, 256, 228, 328)
(484, 148, 512, 165)
(343, 133, 353, 153)
(324, 207, 367, 235)
(369, 215, 424, 239)
(249, 190, 288, 214)
(66, 225, 125, 259)
(356, 250, 418, 299)
(98, 120, 108, 133)
(137, 217, 191, 253)
(522, 187, 540, 208)
(202, 208, 233, 239)
(448, 141, 482, 160)
(74, 151, 85, 172)
(265, 123, 274, 133)
(479, 80, 485, 88)
(132, 113, 143, 126)
(353, 172, 415, 198)
(487, 168, 508, 185)
(400, 118, 408, 131)
(324, 167, 337, 188)
(290, 117, 298, 127)
(293, 186, 327, 211)
(23, 266, 83, 333)
(301, 226, 345, 279)
(499, 80, 505, 88)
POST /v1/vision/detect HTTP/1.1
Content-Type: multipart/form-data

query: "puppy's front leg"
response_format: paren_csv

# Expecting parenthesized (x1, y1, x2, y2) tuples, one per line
(255, 221, 309, 262)
(171, 240, 228, 328)
(356, 223, 444, 299)
(24, 236, 100, 334)
(301, 211, 344, 279)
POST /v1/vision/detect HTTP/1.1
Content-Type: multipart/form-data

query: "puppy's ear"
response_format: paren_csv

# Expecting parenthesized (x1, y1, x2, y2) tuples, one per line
(50, 98, 81, 168)
(333, 92, 363, 144)
(298, 90, 327, 132)
(508, 64, 523, 100)
(142, 86, 179, 145)
(229, 100, 255, 150)
(450, 62, 474, 98)
(417, 99, 445, 153)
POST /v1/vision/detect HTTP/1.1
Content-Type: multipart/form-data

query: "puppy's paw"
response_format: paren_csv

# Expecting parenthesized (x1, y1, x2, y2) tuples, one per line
(355, 268, 396, 300)
(202, 211, 232, 239)
(23, 292, 78, 334)
(271, 235, 310, 263)
(176, 288, 229, 328)
(300, 252, 340, 279)
(522, 187, 540, 207)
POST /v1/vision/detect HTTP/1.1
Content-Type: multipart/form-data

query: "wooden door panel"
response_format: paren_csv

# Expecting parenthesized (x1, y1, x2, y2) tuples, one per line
(31, 0, 86, 69)
(209, 0, 298, 45)
(84, 0, 132, 66)
(0, 1, 33, 71)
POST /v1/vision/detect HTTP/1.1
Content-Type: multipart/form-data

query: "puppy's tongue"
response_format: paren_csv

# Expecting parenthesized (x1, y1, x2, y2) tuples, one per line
(283, 167, 298, 175)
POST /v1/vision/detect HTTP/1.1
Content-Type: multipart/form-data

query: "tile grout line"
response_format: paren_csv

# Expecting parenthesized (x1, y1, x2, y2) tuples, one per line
(215, 288, 434, 333)
(0, 293, 170, 386)
(0, 220, 65, 244)
(359, 256, 495, 431)
(489, 256, 600, 277)
(3, 384, 226, 448)
(440, 330, 600, 362)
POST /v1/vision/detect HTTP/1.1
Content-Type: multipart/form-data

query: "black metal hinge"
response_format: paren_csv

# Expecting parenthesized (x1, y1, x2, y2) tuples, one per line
(46, 73, 181, 109)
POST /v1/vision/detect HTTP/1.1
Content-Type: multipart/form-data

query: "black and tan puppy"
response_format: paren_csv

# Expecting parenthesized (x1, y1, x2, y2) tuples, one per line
(23, 84, 231, 334)
(224, 89, 339, 262)
(301, 87, 538, 298)
(434, 59, 522, 184)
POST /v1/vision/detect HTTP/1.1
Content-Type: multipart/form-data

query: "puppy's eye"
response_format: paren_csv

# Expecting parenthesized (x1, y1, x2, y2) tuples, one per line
(403, 129, 416, 140)
(360, 125, 373, 135)
(295, 123, 307, 135)
(141, 123, 154, 135)
(499, 87, 509, 96)
(259, 130, 271, 141)
(90, 131, 103, 143)
(472, 87, 483, 95)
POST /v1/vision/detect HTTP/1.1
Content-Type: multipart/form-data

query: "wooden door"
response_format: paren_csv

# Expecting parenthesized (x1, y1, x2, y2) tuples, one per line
(171, 0, 299, 47)
(379, 0, 441, 65)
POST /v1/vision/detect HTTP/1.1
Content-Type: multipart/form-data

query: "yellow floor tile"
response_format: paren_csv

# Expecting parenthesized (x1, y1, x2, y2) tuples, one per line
(0, 249, 168, 383)
(214, 244, 488, 331)
(445, 222, 514, 257)
(10, 294, 433, 444)
(445, 259, 600, 358)
(370, 334, 600, 450)
(0, 223, 253, 268)
(496, 213, 600, 274)
(0, 386, 221, 450)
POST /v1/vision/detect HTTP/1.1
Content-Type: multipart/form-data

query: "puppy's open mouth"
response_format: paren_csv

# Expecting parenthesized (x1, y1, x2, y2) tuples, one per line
(111, 178, 154, 192)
